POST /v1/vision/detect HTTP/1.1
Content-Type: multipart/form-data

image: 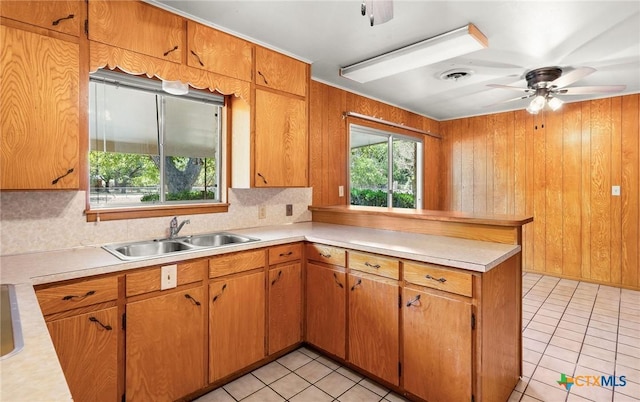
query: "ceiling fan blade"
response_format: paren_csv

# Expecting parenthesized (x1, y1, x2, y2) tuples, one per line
(487, 84, 532, 92)
(484, 95, 531, 108)
(557, 85, 626, 95)
(551, 67, 596, 88)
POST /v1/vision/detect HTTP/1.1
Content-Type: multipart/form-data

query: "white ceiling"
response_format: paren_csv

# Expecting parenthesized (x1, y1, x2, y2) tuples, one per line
(151, 0, 640, 121)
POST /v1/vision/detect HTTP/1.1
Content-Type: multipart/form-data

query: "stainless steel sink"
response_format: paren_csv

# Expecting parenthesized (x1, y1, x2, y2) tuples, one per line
(181, 232, 257, 248)
(1, 284, 24, 359)
(103, 232, 259, 261)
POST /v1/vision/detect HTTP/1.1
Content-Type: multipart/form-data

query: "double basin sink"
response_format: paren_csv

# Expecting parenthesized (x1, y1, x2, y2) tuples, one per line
(103, 232, 259, 261)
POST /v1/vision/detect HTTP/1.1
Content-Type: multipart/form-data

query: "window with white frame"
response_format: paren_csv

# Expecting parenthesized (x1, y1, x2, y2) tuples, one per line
(89, 70, 225, 209)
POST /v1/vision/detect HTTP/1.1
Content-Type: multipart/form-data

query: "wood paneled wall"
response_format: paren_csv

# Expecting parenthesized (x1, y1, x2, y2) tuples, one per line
(309, 80, 441, 209)
(440, 95, 640, 289)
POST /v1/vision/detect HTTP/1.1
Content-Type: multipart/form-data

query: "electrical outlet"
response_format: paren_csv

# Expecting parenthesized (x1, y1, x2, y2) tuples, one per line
(161, 265, 177, 290)
(339, 185, 344, 197)
(612, 185, 621, 196)
(286, 204, 293, 216)
(258, 205, 266, 219)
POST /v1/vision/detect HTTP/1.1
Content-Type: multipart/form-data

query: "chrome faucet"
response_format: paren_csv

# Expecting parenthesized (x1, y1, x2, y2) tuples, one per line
(169, 217, 190, 239)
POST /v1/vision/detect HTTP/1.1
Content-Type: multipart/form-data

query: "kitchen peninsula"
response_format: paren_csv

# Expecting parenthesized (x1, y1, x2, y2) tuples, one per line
(1, 214, 531, 402)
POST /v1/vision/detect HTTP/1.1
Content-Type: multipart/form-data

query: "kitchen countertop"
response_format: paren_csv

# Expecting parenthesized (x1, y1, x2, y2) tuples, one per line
(0, 221, 521, 401)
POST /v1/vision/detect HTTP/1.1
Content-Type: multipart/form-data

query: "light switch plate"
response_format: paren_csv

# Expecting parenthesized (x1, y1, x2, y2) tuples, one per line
(339, 185, 345, 197)
(161, 265, 177, 290)
(612, 185, 621, 196)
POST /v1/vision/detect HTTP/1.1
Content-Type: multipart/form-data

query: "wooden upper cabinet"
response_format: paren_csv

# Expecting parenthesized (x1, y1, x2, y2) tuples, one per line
(88, 0, 184, 63)
(254, 89, 308, 187)
(0, 25, 79, 190)
(255, 46, 307, 97)
(0, 1, 81, 36)
(187, 21, 253, 81)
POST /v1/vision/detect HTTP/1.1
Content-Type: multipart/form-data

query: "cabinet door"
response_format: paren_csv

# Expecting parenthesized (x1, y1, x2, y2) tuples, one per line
(47, 307, 118, 402)
(254, 89, 308, 187)
(255, 46, 307, 96)
(268, 263, 302, 354)
(126, 287, 205, 401)
(0, 1, 80, 36)
(305, 263, 345, 359)
(187, 21, 253, 81)
(0, 25, 79, 189)
(348, 274, 399, 386)
(209, 271, 265, 382)
(88, 0, 184, 63)
(403, 287, 473, 402)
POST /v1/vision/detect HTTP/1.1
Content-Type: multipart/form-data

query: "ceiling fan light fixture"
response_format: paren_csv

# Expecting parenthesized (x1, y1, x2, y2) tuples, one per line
(528, 95, 546, 113)
(547, 96, 563, 111)
(340, 23, 488, 83)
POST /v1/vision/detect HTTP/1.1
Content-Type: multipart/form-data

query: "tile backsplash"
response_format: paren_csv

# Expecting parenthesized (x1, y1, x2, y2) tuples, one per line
(0, 188, 312, 256)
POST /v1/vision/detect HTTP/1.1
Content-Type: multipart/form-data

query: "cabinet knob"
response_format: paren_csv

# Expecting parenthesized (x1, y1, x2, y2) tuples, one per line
(52, 14, 75, 26)
(405, 294, 421, 307)
(62, 290, 95, 301)
(184, 293, 201, 306)
(52, 168, 74, 185)
(89, 316, 112, 331)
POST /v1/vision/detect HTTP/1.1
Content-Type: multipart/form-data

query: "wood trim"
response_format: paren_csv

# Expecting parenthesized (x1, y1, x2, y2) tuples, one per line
(310, 207, 527, 244)
(89, 41, 251, 103)
(85, 203, 229, 222)
(344, 111, 441, 139)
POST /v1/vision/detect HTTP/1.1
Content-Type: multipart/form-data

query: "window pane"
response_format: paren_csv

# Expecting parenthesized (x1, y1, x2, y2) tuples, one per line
(163, 97, 220, 202)
(392, 138, 417, 208)
(89, 82, 160, 207)
(350, 129, 389, 207)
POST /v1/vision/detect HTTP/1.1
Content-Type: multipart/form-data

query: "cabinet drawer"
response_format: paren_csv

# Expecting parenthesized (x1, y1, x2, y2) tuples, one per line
(404, 262, 473, 297)
(126, 259, 206, 297)
(306, 243, 346, 267)
(209, 249, 266, 278)
(349, 251, 399, 280)
(269, 243, 302, 265)
(37, 276, 119, 315)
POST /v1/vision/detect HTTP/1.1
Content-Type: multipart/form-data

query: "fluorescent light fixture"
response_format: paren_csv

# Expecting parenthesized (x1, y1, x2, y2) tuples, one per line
(162, 80, 189, 95)
(340, 23, 488, 83)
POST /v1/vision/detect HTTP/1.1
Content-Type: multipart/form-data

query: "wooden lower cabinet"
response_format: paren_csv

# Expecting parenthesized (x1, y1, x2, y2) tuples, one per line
(348, 273, 399, 386)
(403, 287, 473, 402)
(305, 262, 346, 359)
(209, 270, 265, 382)
(46, 307, 119, 402)
(268, 262, 302, 354)
(125, 287, 206, 402)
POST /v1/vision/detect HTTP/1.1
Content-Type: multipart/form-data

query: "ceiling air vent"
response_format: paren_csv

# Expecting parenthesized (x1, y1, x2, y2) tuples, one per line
(439, 69, 473, 82)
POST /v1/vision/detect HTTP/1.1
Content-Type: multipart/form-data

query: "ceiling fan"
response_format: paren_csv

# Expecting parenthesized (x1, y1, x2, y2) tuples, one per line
(487, 66, 626, 114)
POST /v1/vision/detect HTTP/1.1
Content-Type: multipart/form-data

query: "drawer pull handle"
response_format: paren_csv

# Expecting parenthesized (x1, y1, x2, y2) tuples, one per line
(425, 274, 447, 283)
(257, 172, 268, 184)
(406, 294, 421, 307)
(271, 270, 282, 286)
(184, 294, 201, 306)
(62, 290, 95, 301)
(333, 273, 344, 289)
(212, 284, 227, 303)
(364, 262, 381, 269)
(190, 50, 205, 66)
(350, 278, 362, 291)
(163, 45, 179, 57)
(89, 316, 112, 331)
(257, 71, 269, 85)
(279, 251, 293, 257)
(52, 168, 74, 185)
(52, 14, 75, 26)
(319, 252, 331, 258)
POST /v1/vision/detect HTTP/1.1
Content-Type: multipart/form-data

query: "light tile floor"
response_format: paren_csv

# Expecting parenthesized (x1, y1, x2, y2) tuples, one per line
(195, 273, 640, 402)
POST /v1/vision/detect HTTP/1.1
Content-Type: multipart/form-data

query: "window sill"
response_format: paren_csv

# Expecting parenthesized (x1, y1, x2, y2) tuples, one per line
(86, 203, 229, 222)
